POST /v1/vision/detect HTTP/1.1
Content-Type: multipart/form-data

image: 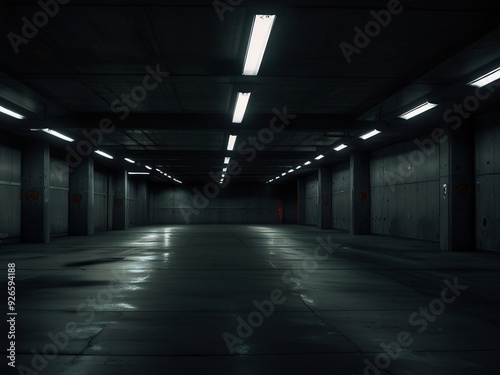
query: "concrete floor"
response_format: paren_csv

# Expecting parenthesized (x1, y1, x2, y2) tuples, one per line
(2, 225, 500, 375)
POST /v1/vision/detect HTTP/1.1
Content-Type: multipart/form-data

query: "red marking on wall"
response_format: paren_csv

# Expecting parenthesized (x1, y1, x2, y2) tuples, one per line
(359, 192, 369, 202)
(25, 190, 39, 204)
(71, 194, 82, 203)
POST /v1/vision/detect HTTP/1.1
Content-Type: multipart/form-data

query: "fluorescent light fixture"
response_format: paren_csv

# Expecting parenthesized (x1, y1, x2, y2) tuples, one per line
(41, 129, 74, 142)
(124, 158, 135, 164)
(468, 67, 500, 88)
(223, 167, 228, 172)
(145, 166, 152, 170)
(276, 176, 280, 180)
(282, 172, 286, 176)
(334, 144, 348, 151)
(360, 129, 381, 140)
(399, 101, 438, 120)
(128, 172, 149, 175)
(304, 161, 311, 166)
(167, 175, 172, 178)
(270, 179, 274, 182)
(243, 15, 276, 76)
(222, 174, 226, 178)
(224, 157, 231, 164)
(296, 166, 302, 170)
(288, 169, 294, 173)
(0, 105, 24, 120)
(156, 168, 162, 173)
(227, 135, 237, 151)
(233, 92, 251, 123)
(315, 155, 325, 160)
(95, 150, 113, 159)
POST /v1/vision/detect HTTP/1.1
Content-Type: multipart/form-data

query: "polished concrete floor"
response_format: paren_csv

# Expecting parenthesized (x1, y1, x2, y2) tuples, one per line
(2, 225, 500, 375)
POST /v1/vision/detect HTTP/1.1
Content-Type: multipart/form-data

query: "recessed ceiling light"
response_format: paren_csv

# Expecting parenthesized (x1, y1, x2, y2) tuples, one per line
(360, 129, 381, 140)
(468, 67, 500, 88)
(124, 158, 135, 164)
(243, 15, 276, 76)
(233, 93, 251, 123)
(95, 150, 113, 159)
(145, 165, 152, 170)
(315, 155, 325, 160)
(334, 144, 348, 152)
(399, 101, 438, 120)
(296, 166, 302, 170)
(227, 135, 237, 151)
(282, 172, 286, 176)
(304, 161, 311, 166)
(40, 129, 74, 142)
(288, 169, 294, 173)
(128, 172, 149, 175)
(0, 105, 24, 120)
(224, 157, 231, 164)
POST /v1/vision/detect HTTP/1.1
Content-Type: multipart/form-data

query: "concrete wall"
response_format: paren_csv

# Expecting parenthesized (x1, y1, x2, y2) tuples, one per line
(282, 182, 297, 224)
(370, 137, 440, 242)
(332, 162, 350, 231)
(305, 174, 318, 226)
(475, 113, 500, 251)
(0, 143, 21, 241)
(49, 155, 69, 237)
(151, 183, 280, 224)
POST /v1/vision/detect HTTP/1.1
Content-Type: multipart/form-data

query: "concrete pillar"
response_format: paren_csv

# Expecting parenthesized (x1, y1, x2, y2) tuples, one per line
(21, 143, 50, 243)
(69, 157, 94, 236)
(439, 122, 474, 251)
(297, 178, 306, 224)
(113, 170, 129, 230)
(350, 152, 371, 235)
(136, 180, 148, 226)
(318, 167, 332, 229)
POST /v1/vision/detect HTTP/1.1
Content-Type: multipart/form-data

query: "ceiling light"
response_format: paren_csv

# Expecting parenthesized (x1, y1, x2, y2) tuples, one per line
(145, 165, 152, 170)
(227, 135, 237, 151)
(288, 169, 294, 173)
(222, 174, 226, 178)
(124, 158, 135, 164)
(315, 155, 324, 160)
(243, 15, 276, 75)
(360, 129, 381, 140)
(276, 176, 280, 180)
(223, 167, 228, 172)
(399, 101, 438, 120)
(233, 92, 251, 123)
(128, 172, 149, 175)
(334, 144, 348, 151)
(224, 157, 231, 164)
(0, 105, 24, 120)
(468, 67, 500, 88)
(270, 179, 274, 182)
(304, 161, 311, 166)
(296, 166, 302, 170)
(40, 129, 74, 142)
(95, 150, 113, 159)
(156, 168, 162, 172)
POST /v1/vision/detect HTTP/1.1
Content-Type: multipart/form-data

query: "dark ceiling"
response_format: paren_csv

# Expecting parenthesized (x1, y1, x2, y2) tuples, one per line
(1, 0, 500, 184)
